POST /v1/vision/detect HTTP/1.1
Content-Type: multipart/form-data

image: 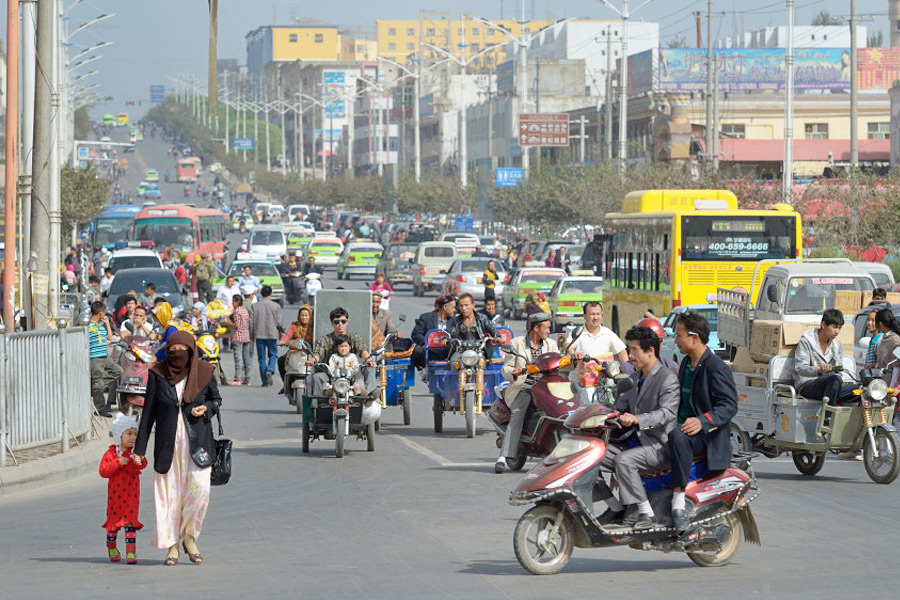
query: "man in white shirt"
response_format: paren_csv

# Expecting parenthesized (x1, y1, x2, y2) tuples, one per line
(99, 267, 115, 295)
(565, 301, 628, 403)
(217, 275, 241, 306)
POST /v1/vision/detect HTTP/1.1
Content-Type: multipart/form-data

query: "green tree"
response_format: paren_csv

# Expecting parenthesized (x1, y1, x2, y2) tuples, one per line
(811, 10, 842, 26)
(60, 165, 111, 247)
(73, 106, 91, 141)
(667, 35, 687, 49)
(868, 30, 884, 47)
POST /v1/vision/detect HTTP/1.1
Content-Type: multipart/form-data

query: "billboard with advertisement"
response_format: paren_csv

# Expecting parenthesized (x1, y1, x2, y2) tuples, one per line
(655, 48, 849, 92)
(858, 47, 900, 90)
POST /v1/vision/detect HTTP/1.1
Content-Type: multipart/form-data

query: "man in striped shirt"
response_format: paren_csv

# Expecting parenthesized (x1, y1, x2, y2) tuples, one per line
(88, 301, 123, 417)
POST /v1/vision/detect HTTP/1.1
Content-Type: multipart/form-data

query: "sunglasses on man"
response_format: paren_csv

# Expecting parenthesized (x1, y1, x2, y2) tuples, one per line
(332, 318, 348, 325)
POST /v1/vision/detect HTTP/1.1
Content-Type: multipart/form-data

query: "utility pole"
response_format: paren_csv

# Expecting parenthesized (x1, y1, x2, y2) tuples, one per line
(414, 56, 421, 182)
(520, 0, 530, 178)
(208, 0, 219, 123)
(3, 0, 20, 328)
(694, 11, 702, 47)
(712, 57, 719, 171)
(460, 13, 468, 188)
(783, 0, 795, 203)
(617, 1, 631, 171)
(705, 0, 714, 166)
(21, 0, 36, 329)
(579, 115, 586, 163)
(224, 71, 230, 154)
(605, 26, 613, 162)
(850, 0, 859, 170)
(49, 0, 61, 318)
(30, 0, 53, 326)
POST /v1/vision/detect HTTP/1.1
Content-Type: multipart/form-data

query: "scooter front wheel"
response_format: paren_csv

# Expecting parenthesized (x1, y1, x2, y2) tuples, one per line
(514, 504, 574, 576)
(507, 454, 528, 471)
(464, 391, 476, 438)
(433, 394, 443, 433)
(686, 512, 742, 567)
(402, 388, 412, 425)
(335, 417, 346, 458)
(863, 427, 900, 484)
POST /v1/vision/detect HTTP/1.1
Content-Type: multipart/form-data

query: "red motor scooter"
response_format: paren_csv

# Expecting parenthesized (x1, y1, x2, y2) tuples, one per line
(509, 400, 761, 575)
(115, 336, 157, 418)
(487, 348, 617, 471)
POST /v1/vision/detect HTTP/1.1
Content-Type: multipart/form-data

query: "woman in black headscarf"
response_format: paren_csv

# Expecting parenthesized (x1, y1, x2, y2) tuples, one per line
(134, 330, 221, 566)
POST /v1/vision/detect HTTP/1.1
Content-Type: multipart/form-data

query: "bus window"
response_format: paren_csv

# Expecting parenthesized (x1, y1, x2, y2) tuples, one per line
(134, 217, 195, 252)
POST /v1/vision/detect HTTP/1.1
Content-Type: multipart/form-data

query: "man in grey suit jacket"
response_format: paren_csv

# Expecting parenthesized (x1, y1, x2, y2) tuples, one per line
(595, 326, 679, 530)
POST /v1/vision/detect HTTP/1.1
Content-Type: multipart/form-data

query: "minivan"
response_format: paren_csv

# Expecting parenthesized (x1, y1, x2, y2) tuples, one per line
(412, 242, 458, 296)
(249, 225, 287, 262)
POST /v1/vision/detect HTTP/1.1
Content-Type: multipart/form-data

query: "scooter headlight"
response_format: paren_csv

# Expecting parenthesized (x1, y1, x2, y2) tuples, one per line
(604, 361, 621, 378)
(133, 347, 155, 364)
(288, 352, 307, 370)
(201, 336, 216, 351)
(461, 349, 479, 367)
(868, 379, 888, 401)
(580, 414, 610, 429)
(333, 378, 352, 396)
(548, 437, 591, 459)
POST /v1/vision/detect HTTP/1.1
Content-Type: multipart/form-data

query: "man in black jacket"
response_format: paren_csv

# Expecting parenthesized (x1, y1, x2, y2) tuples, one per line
(410, 295, 456, 369)
(668, 311, 737, 531)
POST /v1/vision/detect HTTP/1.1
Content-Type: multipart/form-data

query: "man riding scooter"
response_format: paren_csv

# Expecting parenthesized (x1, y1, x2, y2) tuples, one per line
(668, 311, 737, 531)
(278, 253, 302, 304)
(496, 312, 558, 473)
(593, 326, 679, 530)
(306, 307, 378, 400)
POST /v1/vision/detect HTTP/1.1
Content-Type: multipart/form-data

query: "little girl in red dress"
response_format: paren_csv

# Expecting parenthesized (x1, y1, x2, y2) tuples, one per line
(99, 413, 147, 564)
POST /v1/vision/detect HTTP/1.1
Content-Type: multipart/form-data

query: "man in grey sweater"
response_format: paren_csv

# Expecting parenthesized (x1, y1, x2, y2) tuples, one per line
(251, 285, 283, 386)
(793, 308, 855, 405)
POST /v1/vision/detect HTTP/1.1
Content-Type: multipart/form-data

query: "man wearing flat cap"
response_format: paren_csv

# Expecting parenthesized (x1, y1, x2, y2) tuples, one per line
(410, 295, 457, 370)
(496, 312, 559, 473)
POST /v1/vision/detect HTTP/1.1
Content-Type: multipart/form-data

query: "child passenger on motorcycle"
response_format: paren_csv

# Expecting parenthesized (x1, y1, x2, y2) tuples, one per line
(324, 336, 366, 396)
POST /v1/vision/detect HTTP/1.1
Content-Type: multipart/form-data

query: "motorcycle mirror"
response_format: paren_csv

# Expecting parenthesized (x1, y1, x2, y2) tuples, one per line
(398, 313, 407, 323)
(500, 344, 515, 353)
(615, 377, 635, 393)
(893, 347, 900, 361)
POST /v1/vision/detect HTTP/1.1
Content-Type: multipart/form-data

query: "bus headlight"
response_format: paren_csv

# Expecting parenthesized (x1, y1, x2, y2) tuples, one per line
(461, 350, 479, 367)
(868, 379, 888, 401)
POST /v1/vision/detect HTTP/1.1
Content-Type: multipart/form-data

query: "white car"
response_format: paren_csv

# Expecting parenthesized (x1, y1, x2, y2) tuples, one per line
(107, 247, 164, 274)
(444, 257, 507, 301)
(249, 225, 287, 262)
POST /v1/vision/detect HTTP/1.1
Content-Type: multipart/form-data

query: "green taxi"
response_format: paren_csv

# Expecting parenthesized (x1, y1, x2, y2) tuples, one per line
(548, 276, 604, 332)
(336, 242, 384, 280)
(306, 237, 344, 268)
(285, 225, 315, 253)
(145, 169, 159, 182)
(212, 257, 285, 306)
(501, 268, 567, 320)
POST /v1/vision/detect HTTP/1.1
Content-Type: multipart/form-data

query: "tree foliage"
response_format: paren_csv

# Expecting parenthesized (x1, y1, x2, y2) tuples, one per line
(61, 165, 111, 246)
(811, 10, 842, 26)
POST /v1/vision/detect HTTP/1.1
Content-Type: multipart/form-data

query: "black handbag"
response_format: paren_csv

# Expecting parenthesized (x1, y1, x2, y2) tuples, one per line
(210, 410, 232, 486)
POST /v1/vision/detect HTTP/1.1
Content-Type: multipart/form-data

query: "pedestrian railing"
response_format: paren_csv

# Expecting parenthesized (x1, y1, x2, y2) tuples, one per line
(0, 327, 93, 467)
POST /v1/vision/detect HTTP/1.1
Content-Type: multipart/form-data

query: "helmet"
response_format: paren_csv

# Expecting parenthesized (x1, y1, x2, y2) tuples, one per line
(636, 318, 665, 339)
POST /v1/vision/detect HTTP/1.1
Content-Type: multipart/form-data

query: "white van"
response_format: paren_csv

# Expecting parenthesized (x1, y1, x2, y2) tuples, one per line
(412, 242, 458, 296)
(249, 225, 287, 262)
(288, 204, 311, 222)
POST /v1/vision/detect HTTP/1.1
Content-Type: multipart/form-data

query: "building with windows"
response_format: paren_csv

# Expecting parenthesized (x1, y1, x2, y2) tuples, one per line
(376, 16, 560, 70)
(246, 25, 341, 85)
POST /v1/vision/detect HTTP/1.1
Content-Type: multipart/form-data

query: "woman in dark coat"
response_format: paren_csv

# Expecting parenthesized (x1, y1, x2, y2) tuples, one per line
(134, 330, 221, 566)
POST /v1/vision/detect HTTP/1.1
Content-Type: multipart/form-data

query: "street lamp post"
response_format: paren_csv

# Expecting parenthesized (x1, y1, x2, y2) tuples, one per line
(597, 0, 652, 172)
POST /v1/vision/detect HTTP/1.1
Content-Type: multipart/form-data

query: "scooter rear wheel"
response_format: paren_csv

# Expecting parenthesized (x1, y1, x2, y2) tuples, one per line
(402, 388, 412, 426)
(367, 422, 376, 452)
(433, 394, 444, 433)
(686, 512, 742, 567)
(514, 505, 574, 576)
(301, 422, 310, 453)
(792, 450, 826, 476)
(507, 454, 528, 471)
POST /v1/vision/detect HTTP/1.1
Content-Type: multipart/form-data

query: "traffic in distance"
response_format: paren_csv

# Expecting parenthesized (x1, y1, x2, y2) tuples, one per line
(50, 119, 898, 579)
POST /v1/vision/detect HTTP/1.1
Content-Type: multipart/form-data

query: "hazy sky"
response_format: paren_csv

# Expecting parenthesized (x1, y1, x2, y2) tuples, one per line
(5, 0, 892, 119)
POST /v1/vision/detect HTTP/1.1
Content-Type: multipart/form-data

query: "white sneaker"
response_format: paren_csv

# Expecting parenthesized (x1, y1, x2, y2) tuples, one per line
(493, 458, 507, 474)
(837, 450, 863, 461)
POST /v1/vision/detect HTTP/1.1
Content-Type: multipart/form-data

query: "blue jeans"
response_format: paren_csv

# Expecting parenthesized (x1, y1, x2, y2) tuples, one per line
(256, 338, 278, 384)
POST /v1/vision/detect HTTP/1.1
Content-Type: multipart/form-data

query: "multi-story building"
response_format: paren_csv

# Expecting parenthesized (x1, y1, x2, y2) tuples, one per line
(340, 37, 377, 62)
(352, 93, 398, 176)
(376, 15, 559, 71)
(246, 25, 341, 86)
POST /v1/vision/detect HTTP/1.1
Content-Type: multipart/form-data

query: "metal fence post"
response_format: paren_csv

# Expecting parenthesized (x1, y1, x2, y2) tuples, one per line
(58, 328, 68, 454)
(0, 334, 7, 467)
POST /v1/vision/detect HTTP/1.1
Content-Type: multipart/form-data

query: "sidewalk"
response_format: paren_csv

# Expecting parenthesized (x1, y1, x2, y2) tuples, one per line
(0, 417, 110, 497)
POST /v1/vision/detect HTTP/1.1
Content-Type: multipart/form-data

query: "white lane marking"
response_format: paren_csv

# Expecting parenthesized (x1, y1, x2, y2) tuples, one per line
(233, 438, 299, 448)
(387, 432, 458, 467)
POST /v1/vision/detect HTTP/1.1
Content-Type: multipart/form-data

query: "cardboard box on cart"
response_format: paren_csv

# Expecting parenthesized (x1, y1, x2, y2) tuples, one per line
(749, 320, 854, 364)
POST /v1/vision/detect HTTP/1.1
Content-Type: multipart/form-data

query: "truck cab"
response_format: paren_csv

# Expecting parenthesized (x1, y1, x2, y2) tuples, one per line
(754, 262, 875, 321)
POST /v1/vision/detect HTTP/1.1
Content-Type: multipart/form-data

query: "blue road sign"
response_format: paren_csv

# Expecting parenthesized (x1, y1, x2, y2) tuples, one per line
(150, 85, 165, 103)
(495, 168, 523, 188)
(233, 138, 253, 151)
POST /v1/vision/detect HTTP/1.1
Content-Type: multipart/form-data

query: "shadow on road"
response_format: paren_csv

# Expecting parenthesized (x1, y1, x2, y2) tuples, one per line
(460, 555, 694, 576)
(31, 556, 116, 565)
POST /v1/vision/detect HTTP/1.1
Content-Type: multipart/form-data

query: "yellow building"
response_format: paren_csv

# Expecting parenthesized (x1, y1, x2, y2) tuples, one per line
(247, 26, 340, 83)
(340, 37, 378, 62)
(376, 17, 558, 70)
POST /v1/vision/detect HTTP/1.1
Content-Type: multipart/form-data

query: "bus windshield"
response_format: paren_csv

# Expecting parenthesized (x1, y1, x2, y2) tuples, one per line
(133, 217, 194, 252)
(94, 217, 134, 246)
(681, 215, 797, 261)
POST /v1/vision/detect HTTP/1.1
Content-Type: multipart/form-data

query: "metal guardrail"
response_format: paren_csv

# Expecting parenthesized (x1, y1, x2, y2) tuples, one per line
(0, 327, 93, 467)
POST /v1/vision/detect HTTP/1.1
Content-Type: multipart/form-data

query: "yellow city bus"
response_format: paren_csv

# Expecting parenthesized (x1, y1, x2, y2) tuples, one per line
(601, 189, 802, 335)
(116, 112, 129, 127)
